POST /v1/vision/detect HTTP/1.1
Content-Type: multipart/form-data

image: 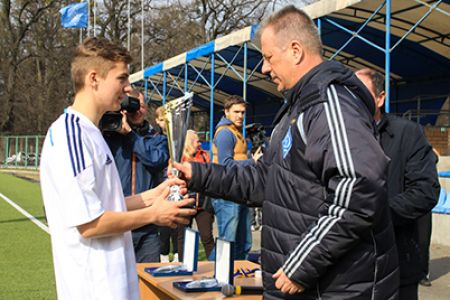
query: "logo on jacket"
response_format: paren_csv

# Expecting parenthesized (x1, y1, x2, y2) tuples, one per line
(105, 155, 112, 165)
(282, 127, 292, 159)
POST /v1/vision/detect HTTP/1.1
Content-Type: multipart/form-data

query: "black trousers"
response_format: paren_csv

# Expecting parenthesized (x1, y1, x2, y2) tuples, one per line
(399, 283, 418, 300)
(416, 212, 432, 276)
(159, 226, 178, 255)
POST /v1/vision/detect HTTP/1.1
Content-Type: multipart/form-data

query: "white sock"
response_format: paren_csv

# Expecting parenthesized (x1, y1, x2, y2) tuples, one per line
(160, 255, 169, 263)
(172, 253, 179, 263)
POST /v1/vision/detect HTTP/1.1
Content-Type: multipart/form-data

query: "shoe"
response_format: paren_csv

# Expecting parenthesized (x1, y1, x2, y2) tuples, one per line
(160, 255, 169, 263)
(172, 253, 179, 263)
(419, 278, 432, 287)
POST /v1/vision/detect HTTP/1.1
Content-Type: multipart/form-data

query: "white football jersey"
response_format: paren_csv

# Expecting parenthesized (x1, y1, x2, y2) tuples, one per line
(40, 107, 139, 300)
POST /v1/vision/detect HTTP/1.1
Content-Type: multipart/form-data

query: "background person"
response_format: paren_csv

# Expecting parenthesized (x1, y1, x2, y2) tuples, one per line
(356, 68, 439, 300)
(211, 95, 260, 260)
(40, 37, 195, 300)
(176, 130, 215, 261)
(104, 90, 169, 262)
(175, 6, 399, 299)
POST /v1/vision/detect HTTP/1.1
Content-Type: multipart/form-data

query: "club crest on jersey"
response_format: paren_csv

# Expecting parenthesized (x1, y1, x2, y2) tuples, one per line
(282, 127, 292, 159)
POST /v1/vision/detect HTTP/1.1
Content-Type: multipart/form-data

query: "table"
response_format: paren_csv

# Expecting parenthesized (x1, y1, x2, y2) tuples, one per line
(137, 260, 263, 299)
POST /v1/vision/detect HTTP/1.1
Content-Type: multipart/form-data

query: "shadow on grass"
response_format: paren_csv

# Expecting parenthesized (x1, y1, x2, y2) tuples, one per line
(0, 215, 47, 224)
(430, 257, 450, 281)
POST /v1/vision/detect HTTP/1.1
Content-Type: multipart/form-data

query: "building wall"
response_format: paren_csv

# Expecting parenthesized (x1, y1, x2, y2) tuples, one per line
(424, 127, 450, 156)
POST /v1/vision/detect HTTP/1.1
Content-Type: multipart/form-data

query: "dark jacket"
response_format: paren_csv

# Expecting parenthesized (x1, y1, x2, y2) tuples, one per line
(189, 61, 399, 299)
(104, 121, 169, 235)
(378, 114, 439, 285)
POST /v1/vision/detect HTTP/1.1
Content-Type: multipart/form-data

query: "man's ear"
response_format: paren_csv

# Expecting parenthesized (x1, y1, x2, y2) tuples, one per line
(377, 91, 386, 109)
(87, 70, 98, 89)
(290, 40, 303, 64)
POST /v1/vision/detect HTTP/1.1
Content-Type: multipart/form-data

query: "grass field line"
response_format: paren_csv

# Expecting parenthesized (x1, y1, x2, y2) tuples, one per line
(0, 192, 49, 234)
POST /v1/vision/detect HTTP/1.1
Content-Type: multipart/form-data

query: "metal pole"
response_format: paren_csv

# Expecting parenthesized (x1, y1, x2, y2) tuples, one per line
(209, 54, 215, 157)
(185, 63, 188, 94)
(144, 79, 149, 105)
(93, 0, 96, 37)
(35, 136, 39, 169)
(25, 136, 28, 168)
(385, 0, 391, 113)
(5, 136, 9, 165)
(87, 0, 90, 37)
(127, 0, 131, 50)
(163, 72, 167, 105)
(15, 136, 18, 168)
(141, 0, 144, 70)
(317, 18, 321, 35)
(243, 42, 248, 138)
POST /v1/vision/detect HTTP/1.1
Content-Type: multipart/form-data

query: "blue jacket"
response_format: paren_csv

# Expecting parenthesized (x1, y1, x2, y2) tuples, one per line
(213, 116, 253, 167)
(104, 122, 169, 234)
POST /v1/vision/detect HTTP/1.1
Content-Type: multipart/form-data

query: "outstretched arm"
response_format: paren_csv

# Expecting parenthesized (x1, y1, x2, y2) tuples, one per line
(174, 157, 267, 207)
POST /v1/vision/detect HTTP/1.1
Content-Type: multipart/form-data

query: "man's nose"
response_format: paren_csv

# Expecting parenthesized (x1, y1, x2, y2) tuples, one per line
(123, 82, 132, 93)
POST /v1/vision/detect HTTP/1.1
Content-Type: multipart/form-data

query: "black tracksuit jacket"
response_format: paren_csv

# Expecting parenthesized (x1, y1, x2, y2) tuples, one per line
(189, 61, 399, 299)
(378, 114, 439, 286)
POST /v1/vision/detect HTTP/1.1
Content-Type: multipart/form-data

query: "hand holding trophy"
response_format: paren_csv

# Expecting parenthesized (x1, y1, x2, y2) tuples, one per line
(164, 92, 193, 201)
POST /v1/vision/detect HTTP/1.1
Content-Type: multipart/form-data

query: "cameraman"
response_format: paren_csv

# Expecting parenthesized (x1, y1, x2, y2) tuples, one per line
(104, 90, 169, 263)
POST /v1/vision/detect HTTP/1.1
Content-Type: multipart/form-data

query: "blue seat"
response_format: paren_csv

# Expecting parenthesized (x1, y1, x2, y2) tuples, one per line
(438, 170, 450, 178)
(442, 192, 450, 214)
(432, 188, 448, 214)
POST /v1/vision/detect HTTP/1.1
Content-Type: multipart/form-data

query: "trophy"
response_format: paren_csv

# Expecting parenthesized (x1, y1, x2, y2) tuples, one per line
(164, 92, 193, 201)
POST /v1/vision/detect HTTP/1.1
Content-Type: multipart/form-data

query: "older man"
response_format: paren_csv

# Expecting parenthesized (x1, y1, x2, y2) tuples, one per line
(356, 68, 439, 300)
(176, 6, 399, 299)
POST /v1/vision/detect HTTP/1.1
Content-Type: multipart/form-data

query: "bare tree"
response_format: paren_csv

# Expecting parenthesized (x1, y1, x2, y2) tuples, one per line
(179, 0, 272, 42)
(0, 0, 59, 133)
(14, 2, 75, 134)
(143, 4, 203, 65)
(0, 0, 292, 135)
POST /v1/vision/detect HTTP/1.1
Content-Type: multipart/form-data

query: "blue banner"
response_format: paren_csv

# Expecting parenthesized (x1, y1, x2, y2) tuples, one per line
(59, 2, 88, 29)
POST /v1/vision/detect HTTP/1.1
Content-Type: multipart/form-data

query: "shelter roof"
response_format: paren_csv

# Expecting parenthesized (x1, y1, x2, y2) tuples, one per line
(131, 0, 449, 123)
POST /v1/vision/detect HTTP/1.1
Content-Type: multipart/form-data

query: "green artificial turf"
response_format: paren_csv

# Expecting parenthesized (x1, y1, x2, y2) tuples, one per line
(0, 172, 56, 299)
(0, 172, 209, 299)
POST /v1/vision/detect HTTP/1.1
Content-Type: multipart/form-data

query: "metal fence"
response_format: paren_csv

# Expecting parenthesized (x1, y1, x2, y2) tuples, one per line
(0, 135, 45, 169)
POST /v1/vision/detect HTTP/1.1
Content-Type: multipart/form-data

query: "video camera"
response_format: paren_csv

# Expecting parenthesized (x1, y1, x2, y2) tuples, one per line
(245, 123, 266, 154)
(99, 96, 140, 132)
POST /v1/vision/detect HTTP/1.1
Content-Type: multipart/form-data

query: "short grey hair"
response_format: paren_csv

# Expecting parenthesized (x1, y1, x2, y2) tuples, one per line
(357, 68, 385, 96)
(257, 5, 323, 55)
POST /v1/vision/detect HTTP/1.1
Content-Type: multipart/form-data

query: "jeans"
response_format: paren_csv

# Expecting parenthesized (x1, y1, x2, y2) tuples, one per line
(210, 198, 252, 260)
(132, 231, 161, 263)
